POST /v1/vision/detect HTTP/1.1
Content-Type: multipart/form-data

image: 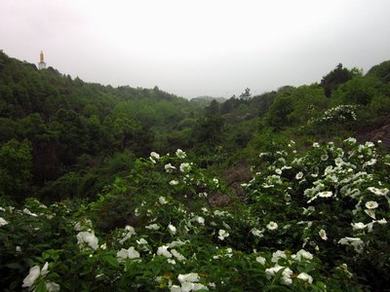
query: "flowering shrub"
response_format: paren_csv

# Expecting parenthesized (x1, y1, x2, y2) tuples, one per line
(0, 144, 389, 291)
(308, 104, 358, 126)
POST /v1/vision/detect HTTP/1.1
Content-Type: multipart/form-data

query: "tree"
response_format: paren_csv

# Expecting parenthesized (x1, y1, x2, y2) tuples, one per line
(320, 63, 361, 97)
(333, 76, 382, 106)
(366, 60, 390, 83)
(206, 100, 220, 116)
(266, 96, 294, 129)
(0, 139, 32, 198)
(239, 88, 251, 100)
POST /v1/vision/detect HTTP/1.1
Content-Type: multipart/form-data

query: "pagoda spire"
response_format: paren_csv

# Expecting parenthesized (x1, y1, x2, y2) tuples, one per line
(38, 50, 46, 70)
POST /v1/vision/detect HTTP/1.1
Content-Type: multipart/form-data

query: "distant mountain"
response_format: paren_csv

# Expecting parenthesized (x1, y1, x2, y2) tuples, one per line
(190, 96, 227, 106)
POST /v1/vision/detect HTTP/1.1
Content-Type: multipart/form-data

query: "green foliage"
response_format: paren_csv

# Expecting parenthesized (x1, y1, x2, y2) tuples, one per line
(1, 141, 388, 290)
(266, 85, 328, 129)
(366, 60, 390, 83)
(0, 139, 32, 198)
(266, 95, 294, 129)
(332, 76, 381, 106)
(320, 63, 362, 97)
(0, 51, 199, 199)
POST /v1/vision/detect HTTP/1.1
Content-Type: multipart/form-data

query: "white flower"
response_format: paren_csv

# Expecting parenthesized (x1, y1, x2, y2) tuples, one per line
(318, 191, 333, 198)
(157, 245, 172, 258)
(265, 265, 293, 286)
(271, 250, 287, 263)
(159, 196, 168, 205)
(170, 285, 182, 292)
(250, 228, 264, 237)
(164, 163, 176, 173)
(335, 157, 345, 166)
(295, 249, 313, 261)
(351, 222, 366, 230)
(266, 221, 278, 231)
(176, 149, 187, 159)
(127, 247, 141, 259)
(365, 209, 376, 219)
(321, 154, 329, 161)
(164, 240, 185, 250)
(0, 217, 8, 227)
(344, 137, 357, 144)
(180, 162, 191, 173)
(117, 247, 140, 261)
(295, 172, 304, 180)
(338, 237, 364, 253)
(169, 180, 179, 186)
(46, 281, 60, 292)
(319, 229, 328, 241)
(265, 265, 283, 279)
(41, 262, 49, 276)
(168, 224, 177, 235)
(23, 208, 38, 217)
(149, 152, 160, 163)
(367, 187, 389, 196)
(178, 273, 200, 284)
(312, 142, 320, 148)
(195, 216, 205, 225)
(16, 246, 22, 252)
(171, 249, 186, 261)
(167, 258, 176, 265)
(22, 262, 49, 288)
(280, 267, 293, 286)
(116, 248, 128, 260)
(174, 272, 207, 291)
(150, 152, 160, 159)
(218, 229, 229, 240)
(338, 263, 353, 278)
(119, 225, 136, 244)
(192, 283, 209, 291)
(137, 238, 148, 245)
(76, 231, 99, 250)
(275, 168, 282, 175)
(22, 266, 41, 288)
(365, 158, 377, 166)
(145, 223, 160, 230)
(256, 256, 266, 265)
(302, 206, 315, 215)
(297, 272, 313, 284)
(365, 201, 378, 209)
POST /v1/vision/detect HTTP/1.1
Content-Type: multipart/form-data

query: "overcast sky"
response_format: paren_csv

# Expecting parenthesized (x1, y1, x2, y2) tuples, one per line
(1, 0, 390, 98)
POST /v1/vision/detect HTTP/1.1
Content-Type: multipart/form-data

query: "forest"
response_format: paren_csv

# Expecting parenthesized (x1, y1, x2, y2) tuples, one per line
(0, 50, 389, 291)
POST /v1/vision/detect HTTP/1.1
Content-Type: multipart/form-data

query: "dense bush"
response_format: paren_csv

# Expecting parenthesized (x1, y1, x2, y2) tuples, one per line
(1, 140, 388, 291)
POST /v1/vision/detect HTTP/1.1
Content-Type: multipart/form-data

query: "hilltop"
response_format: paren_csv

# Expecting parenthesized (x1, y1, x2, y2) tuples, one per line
(190, 96, 227, 107)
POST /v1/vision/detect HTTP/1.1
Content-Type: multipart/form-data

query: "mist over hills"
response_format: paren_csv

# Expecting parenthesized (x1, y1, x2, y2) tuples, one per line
(190, 96, 227, 106)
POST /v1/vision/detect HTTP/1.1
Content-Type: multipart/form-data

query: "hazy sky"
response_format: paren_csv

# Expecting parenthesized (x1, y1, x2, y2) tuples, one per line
(1, 0, 390, 98)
